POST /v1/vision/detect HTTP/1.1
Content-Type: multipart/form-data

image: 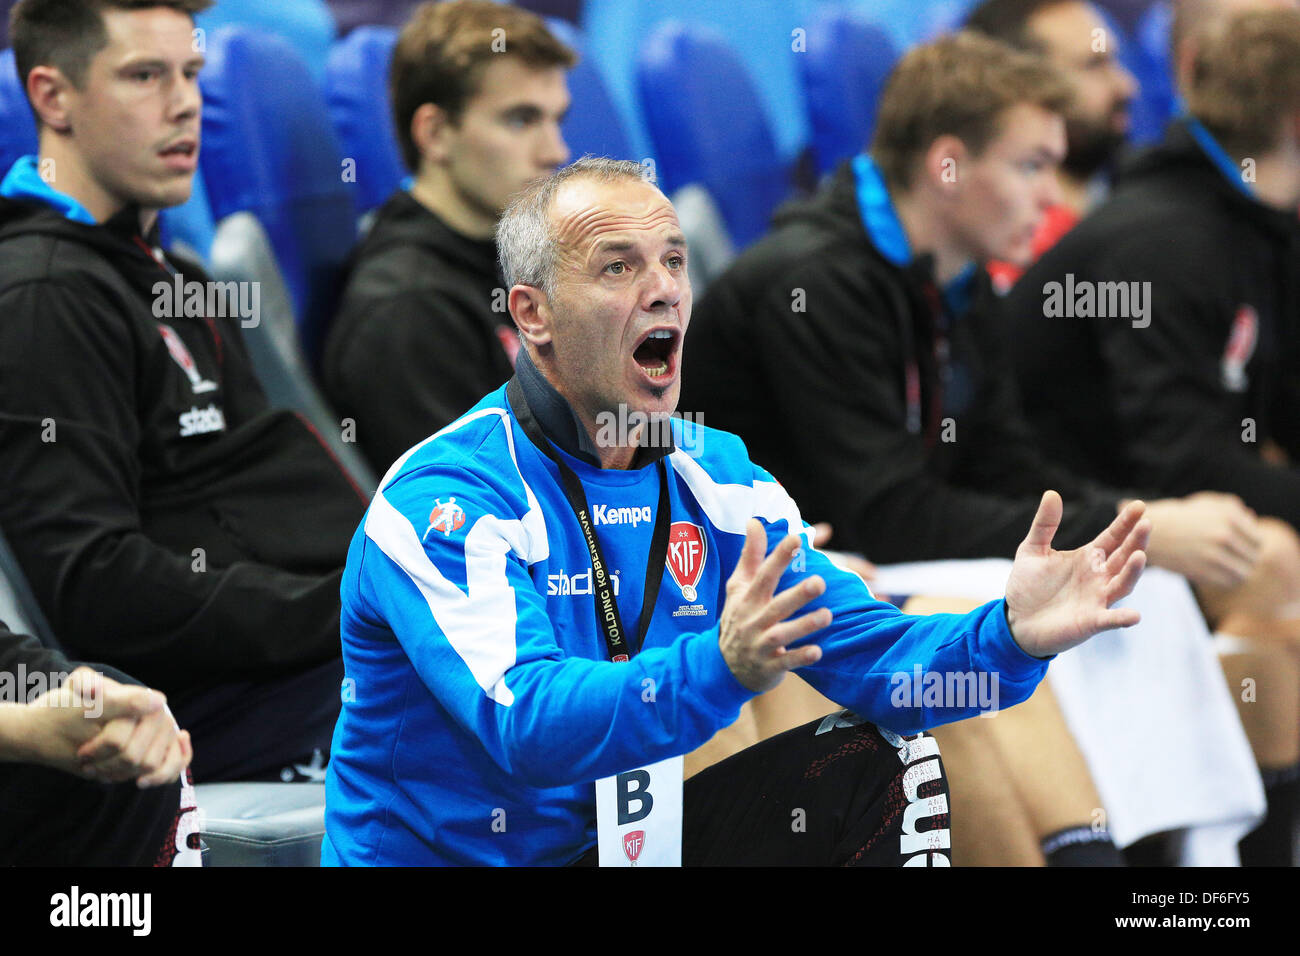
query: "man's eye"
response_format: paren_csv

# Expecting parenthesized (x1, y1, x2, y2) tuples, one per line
(605, 261, 627, 275)
(667, 255, 685, 269)
(131, 69, 159, 83)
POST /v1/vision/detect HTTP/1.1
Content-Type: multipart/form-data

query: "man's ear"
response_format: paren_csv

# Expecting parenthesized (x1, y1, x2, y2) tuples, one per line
(923, 134, 967, 195)
(27, 66, 74, 134)
(411, 102, 452, 167)
(509, 285, 554, 348)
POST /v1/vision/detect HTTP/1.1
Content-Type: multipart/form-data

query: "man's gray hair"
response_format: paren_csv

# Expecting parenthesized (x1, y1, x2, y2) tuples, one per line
(497, 156, 659, 296)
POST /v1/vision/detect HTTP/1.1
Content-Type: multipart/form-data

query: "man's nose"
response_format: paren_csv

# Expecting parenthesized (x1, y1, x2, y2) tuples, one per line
(643, 259, 683, 311)
(1113, 61, 1139, 103)
(1041, 168, 1064, 209)
(171, 73, 201, 122)
(541, 123, 570, 169)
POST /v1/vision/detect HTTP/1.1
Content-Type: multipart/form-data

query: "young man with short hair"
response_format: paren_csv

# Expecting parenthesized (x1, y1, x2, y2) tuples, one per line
(322, 0, 574, 473)
(0, 0, 368, 782)
(966, 0, 1138, 290)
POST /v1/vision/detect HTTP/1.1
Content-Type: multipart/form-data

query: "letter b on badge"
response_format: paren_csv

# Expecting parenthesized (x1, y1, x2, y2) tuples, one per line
(617, 769, 654, 825)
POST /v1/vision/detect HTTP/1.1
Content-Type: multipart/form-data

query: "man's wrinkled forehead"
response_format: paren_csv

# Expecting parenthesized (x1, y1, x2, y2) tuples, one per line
(550, 178, 684, 265)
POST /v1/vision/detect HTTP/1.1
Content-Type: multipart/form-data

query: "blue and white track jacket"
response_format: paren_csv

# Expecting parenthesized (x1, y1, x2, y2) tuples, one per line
(322, 375, 1049, 866)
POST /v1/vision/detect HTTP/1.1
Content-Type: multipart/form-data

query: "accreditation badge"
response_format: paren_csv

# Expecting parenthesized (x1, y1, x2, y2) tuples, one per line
(595, 754, 684, 866)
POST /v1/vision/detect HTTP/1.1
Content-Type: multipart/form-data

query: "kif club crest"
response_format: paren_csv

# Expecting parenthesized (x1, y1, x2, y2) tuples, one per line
(424, 497, 466, 541)
(666, 522, 707, 602)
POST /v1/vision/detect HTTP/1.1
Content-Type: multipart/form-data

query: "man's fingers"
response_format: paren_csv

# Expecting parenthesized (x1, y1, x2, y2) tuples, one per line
(1228, 508, 1263, 550)
(755, 576, 826, 629)
(776, 641, 823, 671)
(1105, 549, 1147, 605)
(1093, 499, 1146, 556)
(1104, 517, 1151, 577)
(1222, 527, 1263, 567)
(763, 606, 833, 650)
(76, 718, 133, 764)
(1021, 490, 1065, 552)
(92, 717, 165, 783)
(1096, 605, 1142, 631)
(137, 734, 188, 789)
(811, 522, 833, 548)
(137, 716, 176, 779)
(97, 684, 165, 723)
(1210, 553, 1256, 588)
(750, 532, 805, 600)
(734, 518, 767, 583)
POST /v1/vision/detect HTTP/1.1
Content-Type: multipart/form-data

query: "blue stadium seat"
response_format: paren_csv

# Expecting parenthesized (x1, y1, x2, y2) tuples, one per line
(636, 21, 790, 249)
(200, 26, 358, 364)
(195, 0, 337, 85)
(844, 0, 974, 49)
(1101, 7, 1176, 146)
(800, 8, 900, 176)
(324, 25, 404, 217)
(0, 49, 36, 182)
(546, 19, 636, 162)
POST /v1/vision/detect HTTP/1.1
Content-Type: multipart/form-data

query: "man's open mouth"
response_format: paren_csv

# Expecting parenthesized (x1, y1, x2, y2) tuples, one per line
(159, 139, 197, 158)
(632, 328, 679, 380)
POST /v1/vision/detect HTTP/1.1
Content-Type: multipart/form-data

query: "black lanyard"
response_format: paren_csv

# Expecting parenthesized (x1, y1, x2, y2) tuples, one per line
(507, 378, 671, 662)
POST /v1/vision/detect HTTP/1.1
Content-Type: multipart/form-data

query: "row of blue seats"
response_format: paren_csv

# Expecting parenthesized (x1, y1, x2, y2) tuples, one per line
(0, 4, 1177, 369)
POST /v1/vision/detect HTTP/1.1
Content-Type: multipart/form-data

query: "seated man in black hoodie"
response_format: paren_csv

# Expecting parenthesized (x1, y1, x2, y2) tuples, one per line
(1004, 8, 1300, 546)
(998, 10, 1300, 863)
(322, 0, 574, 473)
(684, 30, 1286, 865)
(0, 620, 198, 865)
(0, 0, 369, 782)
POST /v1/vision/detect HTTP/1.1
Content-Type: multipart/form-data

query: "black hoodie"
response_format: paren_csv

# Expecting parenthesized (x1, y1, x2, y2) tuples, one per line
(321, 189, 515, 472)
(0, 198, 368, 696)
(680, 161, 1120, 562)
(1001, 119, 1300, 528)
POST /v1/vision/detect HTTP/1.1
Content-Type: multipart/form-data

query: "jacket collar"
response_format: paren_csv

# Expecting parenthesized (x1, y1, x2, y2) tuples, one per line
(513, 347, 674, 470)
(0, 155, 97, 225)
(375, 188, 502, 281)
(1, 154, 159, 245)
(1181, 115, 1257, 201)
(851, 154, 978, 317)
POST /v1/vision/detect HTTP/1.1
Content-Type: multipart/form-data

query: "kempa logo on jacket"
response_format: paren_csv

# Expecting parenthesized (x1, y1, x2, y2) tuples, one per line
(593, 504, 653, 527)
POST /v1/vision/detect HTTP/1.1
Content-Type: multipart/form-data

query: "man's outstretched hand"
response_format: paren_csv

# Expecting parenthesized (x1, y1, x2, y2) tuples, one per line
(1005, 491, 1151, 659)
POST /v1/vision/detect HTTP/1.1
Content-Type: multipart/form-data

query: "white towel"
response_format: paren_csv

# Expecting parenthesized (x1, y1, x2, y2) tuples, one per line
(870, 559, 1265, 865)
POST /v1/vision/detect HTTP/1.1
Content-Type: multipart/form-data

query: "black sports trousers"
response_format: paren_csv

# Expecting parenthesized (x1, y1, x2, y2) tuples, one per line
(574, 710, 951, 866)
